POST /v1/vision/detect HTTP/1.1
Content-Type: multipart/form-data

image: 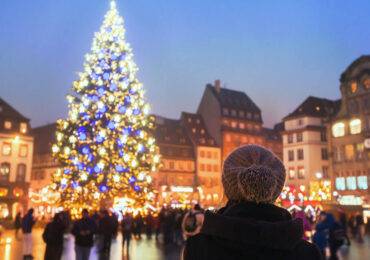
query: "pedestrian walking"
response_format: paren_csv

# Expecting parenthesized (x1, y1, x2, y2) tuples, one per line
(145, 211, 154, 239)
(22, 208, 36, 260)
(184, 145, 321, 260)
(121, 212, 134, 251)
(328, 214, 346, 260)
(134, 212, 144, 239)
(313, 212, 331, 258)
(182, 204, 204, 240)
(72, 209, 97, 260)
(42, 213, 66, 260)
(355, 212, 365, 243)
(14, 212, 22, 240)
(98, 210, 114, 260)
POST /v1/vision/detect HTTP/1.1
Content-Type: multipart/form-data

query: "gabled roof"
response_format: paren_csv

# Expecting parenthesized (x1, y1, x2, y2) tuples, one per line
(262, 127, 282, 142)
(0, 97, 29, 121)
(31, 123, 56, 155)
(284, 96, 341, 120)
(206, 84, 261, 113)
(154, 116, 193, 146)
(180, 112, 218, 147)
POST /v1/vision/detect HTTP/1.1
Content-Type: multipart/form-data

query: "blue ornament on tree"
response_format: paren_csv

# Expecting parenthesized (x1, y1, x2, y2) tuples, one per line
(97, 87, 105, 96)
(103, 72, 110, 80)
(64, 169, 71, 174)
(107, 121, 116, 130)
(91, 72, 99, 80)
(99, 184, 108, 192)
(118, 105, 126, 114)
(129, 176, 136, 184)
(109, 83, 118, 91)
(134, 185, 140, 192)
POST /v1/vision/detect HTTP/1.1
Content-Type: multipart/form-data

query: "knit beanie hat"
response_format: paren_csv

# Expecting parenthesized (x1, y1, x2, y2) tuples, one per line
(222, 144, 285, 204)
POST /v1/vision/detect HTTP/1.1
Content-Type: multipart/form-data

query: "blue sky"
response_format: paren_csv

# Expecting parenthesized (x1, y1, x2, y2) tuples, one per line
(1, 0, 370, 127)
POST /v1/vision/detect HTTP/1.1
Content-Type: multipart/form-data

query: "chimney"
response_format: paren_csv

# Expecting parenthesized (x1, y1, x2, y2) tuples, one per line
(214, 79, 221, 93)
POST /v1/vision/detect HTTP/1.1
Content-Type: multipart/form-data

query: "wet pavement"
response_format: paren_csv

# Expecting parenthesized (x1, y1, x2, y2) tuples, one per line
(0, 228, 369, 259)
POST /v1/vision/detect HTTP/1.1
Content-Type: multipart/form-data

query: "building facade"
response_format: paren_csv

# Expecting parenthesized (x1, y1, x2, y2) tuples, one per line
(0, 98, 33, 219)
(329, 56, 370, 206)
(197, 80, 282, 161)
(282, 97, 340, 203)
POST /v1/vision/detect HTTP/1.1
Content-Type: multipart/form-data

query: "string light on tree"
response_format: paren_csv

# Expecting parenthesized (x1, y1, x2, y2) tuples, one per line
(52, 0, 160, 213)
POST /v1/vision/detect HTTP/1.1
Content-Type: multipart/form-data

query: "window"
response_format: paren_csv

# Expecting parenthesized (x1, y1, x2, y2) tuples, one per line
(231, 110, 237, 116)
(206, 164, 212, 172)
(223, 119, 229, 126)
(288, 134, 294, 144)
(356, 143, 365, 160)
(19, 144, 28, 157)
(200, 129, 205, 134)
(192, 128, 196, 133)
(200, 164, 205, 171)
(222, 108, 229, 116)
(357, 176, 368, 190)
(363, 78, 370, 89)
(321, 148, 328, 160)
(322, 166, 329, 179)
(345, 145, 354, 161)
(16, 164, 26, 182)
(4, 121, 12, 129)
(346, 177, 357, 190)
(350, 81, 358, 93)
(0, 163, 10, 181)
(231, 121, 237, 128)
(239, 111, 245, 118)
(320, 131, 327, 142)
(200, 151, 205, 158)
(349, 119, 361, 134)
(336, 177, 346, 190)
(297, 149, 304, 160)
(254, 114, 260, 120)
(213, 165, 219, 172)
(288, 168, 295, 179)
(169, 161, 175, 170)
(187, 162, 192, 171)
(298, 167, 305, 179)
(298, 119, 303, 126)
(247, 112, 252, 119)
(239, 123, 245, 129)
(332, 122, 345, 137)
(333, 146, 344, 162)
(2, 143, 11, 156)
(348, 100, 359, 114)
(288, 150, 294, 161)
(296, 133, 303, 142)
(179, 162, 184, 170)
(213, 151, 218, 159)
(20, 123, 28, 134)
(206, 151, 212, 158)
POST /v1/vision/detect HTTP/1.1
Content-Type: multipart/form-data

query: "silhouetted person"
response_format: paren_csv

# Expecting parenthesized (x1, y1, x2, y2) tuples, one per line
(43, 213, 66, 260)
(98, 210, 114, 260)
(14, 212, 22, 240)
(72, 209, 97, 260)
(121, 212, 134, 251)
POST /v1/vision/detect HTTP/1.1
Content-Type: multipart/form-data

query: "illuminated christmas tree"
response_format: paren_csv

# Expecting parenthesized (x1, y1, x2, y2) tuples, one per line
(52, 0, 160, 213)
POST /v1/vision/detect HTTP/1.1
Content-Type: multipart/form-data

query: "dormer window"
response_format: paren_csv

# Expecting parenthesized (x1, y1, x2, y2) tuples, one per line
(4, 121, 12, 130)
(350, 81, 358, 93)
(231, 110, 237, 116)
(316, 106, 320, 111)
(20, 123, 28, 134)
(349, 119, 361, 134)
(247, 112, 252, 119)
(192, 128, 196, 133)
(254, 113, 260, 120)
(200, 129, 205, 134)
(363, 78, 370, 90)
(196, 119, 200, 124)
(239, 110, 245, 117)
(222, 108, 229, 116)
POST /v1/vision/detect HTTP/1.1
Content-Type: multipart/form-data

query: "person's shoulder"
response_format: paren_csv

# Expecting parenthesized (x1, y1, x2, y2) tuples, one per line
(293, 239, 322, 260)
(184, 234, 207, 260)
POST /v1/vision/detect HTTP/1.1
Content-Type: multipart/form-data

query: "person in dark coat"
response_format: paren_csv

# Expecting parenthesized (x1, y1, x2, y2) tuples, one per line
(72, 209, 97, 260)
(43, 213, 66, 260)
(98, 210, 114, 260)
(184, 145, 321, 260)
(14, 212, 22, 240)
(22, 208, 36, 260)
(121, 212, 134, 251)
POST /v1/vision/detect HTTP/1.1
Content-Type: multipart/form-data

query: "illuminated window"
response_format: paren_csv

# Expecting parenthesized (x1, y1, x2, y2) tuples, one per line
(213, 165, 219, 172)
(357, 176, 368, 190)
(288, 150, 294, 161)
(288, 168, 295, 179)
(356, 143, 365, 160)
(0, 203, 9, 218)
(336, 177, 346, 190)
(200, 129, 205, 134)
(346, 177, 356, 190)
(213, 151, 218, 159)
(4, 121, 12, 129)
(200, 151, 205, 158)
(231, 121, 237, 128)
(19, 144, 28, 157)
(349, 119, 361, 134)
(200, 164, 205, 171)
(20, 123, 28, 134)
(0, 163, 10, 181)
(206, 164, 212, 171)
(2, 143, 11, 156)
(0, 188, 8, 197)
(239, 123, 245, 129)
(345, 145, 354, 160)
(350, 81, 358, 93)
(206, 151, 212, 158)
(332, 122, 345, 137)
(298, 167, 305, 179)
(16, 164, 26, 182)
(363, 78, 370, 89)
(169, 161, 175, 170)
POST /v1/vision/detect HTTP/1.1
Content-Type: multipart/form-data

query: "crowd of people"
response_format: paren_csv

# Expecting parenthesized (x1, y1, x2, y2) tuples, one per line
(12, 203, 205, 260)
(2, 145, 369, 260)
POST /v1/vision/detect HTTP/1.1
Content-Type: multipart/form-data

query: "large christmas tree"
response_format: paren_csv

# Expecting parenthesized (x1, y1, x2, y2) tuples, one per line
(52, 0, 160, 214)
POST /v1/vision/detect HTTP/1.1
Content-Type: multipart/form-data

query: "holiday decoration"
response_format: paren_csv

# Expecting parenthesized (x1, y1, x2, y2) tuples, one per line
(52, 0, 159, 213)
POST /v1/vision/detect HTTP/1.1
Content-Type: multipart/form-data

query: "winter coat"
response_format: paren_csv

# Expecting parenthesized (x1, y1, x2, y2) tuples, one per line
(72, 217, 97, 247)
(22, 213, 35, 234)
(43, 220, 65, 246)
(183, 202, 321, 260)
(312, 213, 335, 251)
